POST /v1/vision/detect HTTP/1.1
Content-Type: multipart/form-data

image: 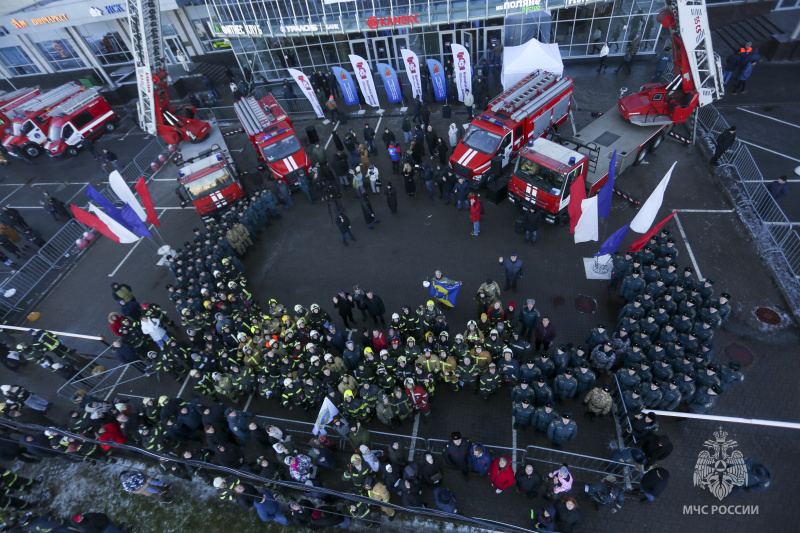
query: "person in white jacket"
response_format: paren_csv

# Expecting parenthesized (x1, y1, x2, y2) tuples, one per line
(367, 165, 381, 194)
(463, 90, 475, 120)
(141, 316, 169, 349)
(448, 123, 459, 147)
(597, 42, 610, 72)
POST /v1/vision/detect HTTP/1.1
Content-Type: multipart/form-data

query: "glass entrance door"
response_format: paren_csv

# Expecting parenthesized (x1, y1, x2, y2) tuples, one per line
(372, 37, 391, 69)
(164, 35, 189, 65)
(441, 32, 454, 64)
(349, 39, 370, 63)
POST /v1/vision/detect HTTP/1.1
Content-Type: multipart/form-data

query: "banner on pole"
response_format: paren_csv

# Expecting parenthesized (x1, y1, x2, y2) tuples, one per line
(426, 59, 447, 101)
(451, 43, 473, 102)
(377, 63, 402, 104)
(400, 49, 423, 99)
(288, 68, 325, 119)
(331, 67, 360, 106)
(348, 55, 380, 107)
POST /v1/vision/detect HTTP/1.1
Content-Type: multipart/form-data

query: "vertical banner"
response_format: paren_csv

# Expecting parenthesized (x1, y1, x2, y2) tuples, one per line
(400, 49, 423, 99)
(451, 43, 473, 102)
(426, 59, 447, 101)
(376, 63, 402, 104)
(331, 67, 360, 106)
(287, 68, 325, 119)
(348, 55, 380, 107)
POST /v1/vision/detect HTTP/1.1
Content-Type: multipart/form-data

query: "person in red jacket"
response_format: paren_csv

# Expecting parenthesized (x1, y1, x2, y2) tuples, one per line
(97, 422, 127, 451)
(488, 455, 515, 493)
(108, 312, 125, 336)
(404, 378, 431, 420)
(469, 195, 482, 236)
(372, 328, 388, 353)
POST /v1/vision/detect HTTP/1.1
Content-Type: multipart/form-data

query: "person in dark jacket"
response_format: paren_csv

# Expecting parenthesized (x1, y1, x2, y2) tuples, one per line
(639, 467, 670, 502)
(385, 182, 398, 214)
(710, 126, 736, 166)
(363, 290, 386, 327)
(359, 192, 379, 229)
(442, 432, 471, 480)
(766, 175, 788, 200)
(72, 511, 125, 533)
(434, 487, 458, 513)
(534, 317, 556, 352)
(515, 461, 542, 498)
(640, 433, 674, 468)
(254, 490, 290, 525)
(420, 452, 445, 488)
(523, 207, 542, 245)
(400, 478, 424, 507)
(335, 211, 356, 246)
(499, 253, 524, 292)
(555, 496, 583, 532)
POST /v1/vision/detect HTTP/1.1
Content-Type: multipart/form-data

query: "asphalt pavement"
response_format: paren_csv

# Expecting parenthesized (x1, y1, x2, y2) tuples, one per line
(3, 58, 800, 532)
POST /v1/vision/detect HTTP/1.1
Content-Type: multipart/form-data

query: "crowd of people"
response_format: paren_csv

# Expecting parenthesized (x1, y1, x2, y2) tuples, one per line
(0, 176, 752, 532)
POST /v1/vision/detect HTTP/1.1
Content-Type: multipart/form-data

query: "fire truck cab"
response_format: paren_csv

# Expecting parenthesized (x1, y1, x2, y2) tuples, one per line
(44, 88, 118, 157)
(2, 82, 85, 158)
(176, 125, 245, 222)
(0, 87, 42, 143)
(234, 95, 310, 188)
(449, 70, 573, 187)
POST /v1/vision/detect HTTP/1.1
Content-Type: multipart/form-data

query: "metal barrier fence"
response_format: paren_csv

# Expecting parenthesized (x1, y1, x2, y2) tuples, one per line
(611, 374, 638, 449)
(696, 105, 800, 278)
(194, 106, 240, 125)
(56, 349, 150, 401)
(120, 135, 172, 182)
(0, 219, 87, 320)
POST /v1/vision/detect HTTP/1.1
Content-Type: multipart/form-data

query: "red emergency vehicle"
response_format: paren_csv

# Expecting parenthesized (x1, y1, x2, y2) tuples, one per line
(176, 125, 245, 221)
(3, 82, 85, 158)
(234, 95, 310, 187)
(44, 88, 118, 157)
(449, 71, 573, 187)
(0, 87, 42, 143)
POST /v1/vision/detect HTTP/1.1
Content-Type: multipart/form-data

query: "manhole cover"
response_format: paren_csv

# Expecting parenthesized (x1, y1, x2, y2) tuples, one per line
(725, 343, 754, 366)
(755, 307, 781, 325)
(575, 295, 597, 313)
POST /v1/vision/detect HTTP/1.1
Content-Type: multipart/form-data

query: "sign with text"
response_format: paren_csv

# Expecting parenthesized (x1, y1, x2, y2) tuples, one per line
(426, 59, 447, 101)
(400, 49, 423, 100)
(288, 68, 325, 119)
(366, 14, 420, 29)
(377, 63, 402, 104)
(331, 67, 359, 106)
(451, 43, 472, 102)
(348, 54, 380, 107)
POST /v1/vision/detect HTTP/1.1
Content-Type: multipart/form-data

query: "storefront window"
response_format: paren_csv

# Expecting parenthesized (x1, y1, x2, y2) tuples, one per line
(191, 18, 230, 53)
(34, 36, 85, 72)
(78, 23, 133, 66)
(0, 46, 40, 75)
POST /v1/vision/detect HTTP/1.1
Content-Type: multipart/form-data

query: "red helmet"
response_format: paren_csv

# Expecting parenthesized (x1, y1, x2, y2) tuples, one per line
(140, 303, 150, 310)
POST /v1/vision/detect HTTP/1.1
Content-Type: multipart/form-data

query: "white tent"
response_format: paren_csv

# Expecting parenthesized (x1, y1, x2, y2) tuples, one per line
(502, 38, 564, 90)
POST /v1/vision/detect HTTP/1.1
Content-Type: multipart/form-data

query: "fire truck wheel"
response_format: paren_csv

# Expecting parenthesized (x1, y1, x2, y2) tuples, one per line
(66, 146, 79, 157)
(104, 122, 116, 132)
(649, 131, 666, 152)
(24, 145, 41, 158)
(633, 145, 648, 166)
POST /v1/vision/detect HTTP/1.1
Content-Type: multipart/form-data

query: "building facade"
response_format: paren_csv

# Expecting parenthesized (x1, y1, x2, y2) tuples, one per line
(0, 0, 758, 86)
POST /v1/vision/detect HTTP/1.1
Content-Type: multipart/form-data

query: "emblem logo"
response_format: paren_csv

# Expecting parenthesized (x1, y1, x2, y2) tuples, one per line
(693, 427, 748, 500)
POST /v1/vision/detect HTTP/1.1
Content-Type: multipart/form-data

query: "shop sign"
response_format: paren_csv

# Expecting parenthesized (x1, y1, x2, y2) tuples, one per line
(215, 23, 263, 36)
(89, 4, 126, 17)
(366, 14, 420, 29)
(495, 0, 541, 12)
(280, 22, 340, 33)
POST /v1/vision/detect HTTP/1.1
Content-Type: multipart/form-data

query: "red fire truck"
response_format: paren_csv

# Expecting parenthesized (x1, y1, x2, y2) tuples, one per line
(234, 94, 310, 188)
(449, 70, 573, 187)
(3, 82, 85, 158)
(44, 88, 118, 157)
(0, 87, 42, 143)
(176, 125, 245, 221)
(508, 0, 722, 224)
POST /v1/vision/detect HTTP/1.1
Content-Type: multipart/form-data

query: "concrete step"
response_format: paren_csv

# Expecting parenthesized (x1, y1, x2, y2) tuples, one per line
(712, 14, 785, 58)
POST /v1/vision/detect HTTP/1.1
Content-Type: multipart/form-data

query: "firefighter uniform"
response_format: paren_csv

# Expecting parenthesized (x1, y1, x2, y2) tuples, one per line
(547, 412, 578, 447)
(512, 400, 535, 429)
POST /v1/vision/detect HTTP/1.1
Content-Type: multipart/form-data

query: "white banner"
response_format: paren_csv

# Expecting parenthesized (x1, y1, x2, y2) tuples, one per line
(400, 49, 423, 100)
(348, 55, 380, 107)
(288, 68, 325, 119)
(451, 43, 473, 102)
(109, 171, 147, 222)
(313, 397, 340, 436)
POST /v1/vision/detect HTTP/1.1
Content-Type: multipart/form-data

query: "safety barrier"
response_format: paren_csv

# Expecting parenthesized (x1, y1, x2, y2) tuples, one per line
(56, 347, 149, 401)
(0, 219, 87, 320)
(120, 135, 172, 182)
(696, 104, 800, 278)
(194, 106, 240, 125)
(611, 373, 639, 449)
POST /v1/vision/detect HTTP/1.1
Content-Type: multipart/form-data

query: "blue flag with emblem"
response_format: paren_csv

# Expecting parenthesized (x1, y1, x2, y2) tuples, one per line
(376, 63, 402, 104)
(426, 59, 447, 101)
(597, 150, 617, 220)
(429, 280, 462, 307)
(331, 67, 359, 106)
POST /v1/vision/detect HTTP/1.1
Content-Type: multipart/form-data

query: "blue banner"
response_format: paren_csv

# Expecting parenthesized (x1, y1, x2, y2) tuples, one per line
(331, 67, 359, 106)
(429, 280, 462, 307)
(426, 59, 447, 101)
(376, 63, 402, 104)
(597, 150, 617, 220)
(596, 223, 630, 257)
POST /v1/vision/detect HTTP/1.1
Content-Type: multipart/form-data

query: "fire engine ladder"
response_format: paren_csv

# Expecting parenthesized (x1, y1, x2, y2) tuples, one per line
(674, 0, 724, 105)
(510, 78, 574, 122)
(0, 87, 38, 110)
(46, 88, 100, 117)
(233, 96, 273, 136)
(126, 0, 165, 135)
(489, 70, 556, 114)
(16, 83, 83, 113)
